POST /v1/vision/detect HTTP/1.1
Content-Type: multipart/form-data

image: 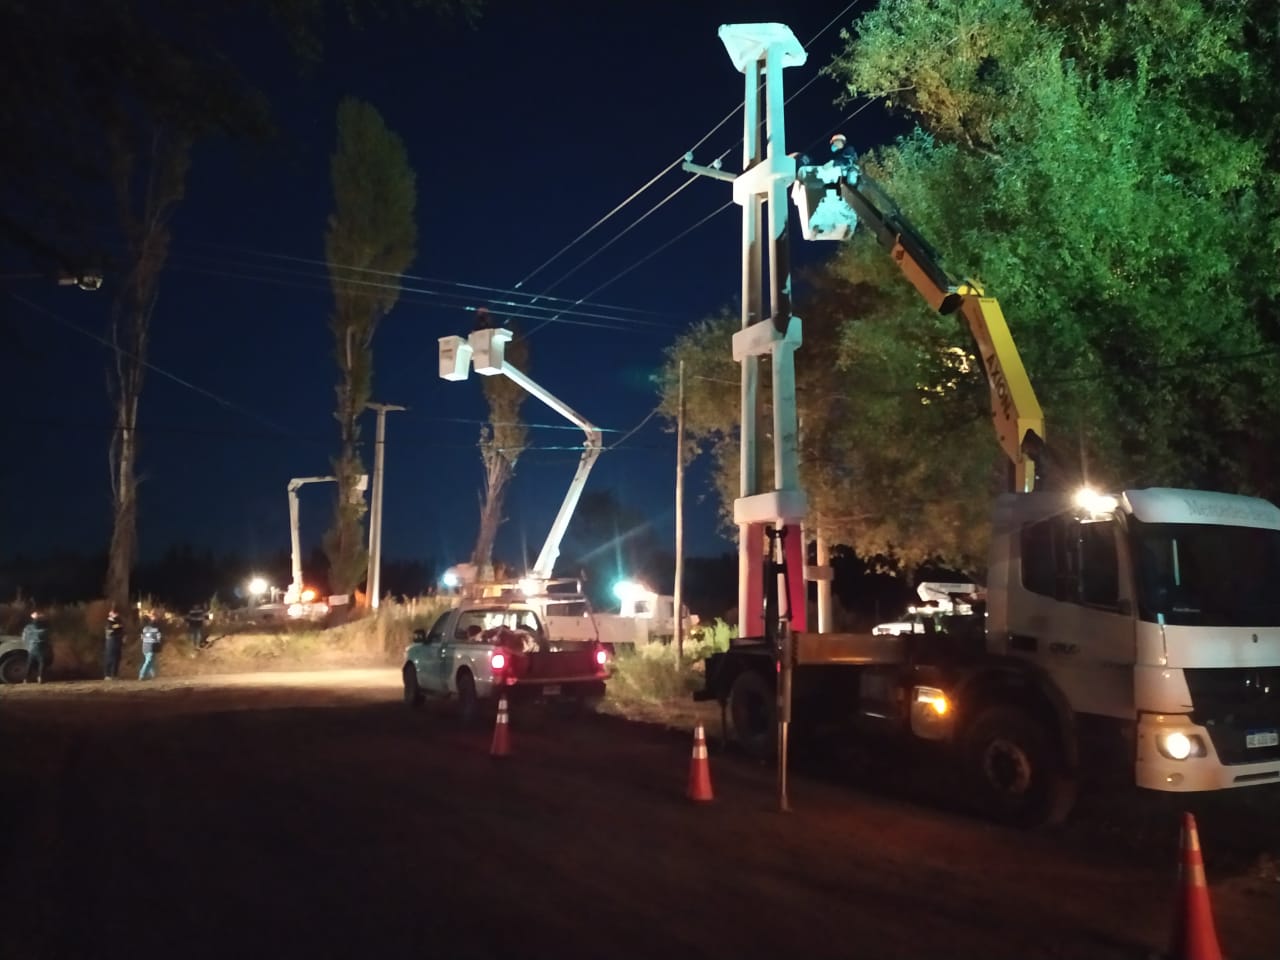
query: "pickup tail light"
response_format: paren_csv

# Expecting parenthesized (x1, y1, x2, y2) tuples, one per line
(595, 649, 608, 666)
(490, 652, 507, 671)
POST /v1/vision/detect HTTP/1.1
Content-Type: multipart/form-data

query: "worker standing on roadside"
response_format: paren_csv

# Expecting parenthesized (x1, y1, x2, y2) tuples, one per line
(185, 603, 207, 650)
(104, 609, 125, 680)
(22, 610, 51, 683)
(139, 615, 162, 681)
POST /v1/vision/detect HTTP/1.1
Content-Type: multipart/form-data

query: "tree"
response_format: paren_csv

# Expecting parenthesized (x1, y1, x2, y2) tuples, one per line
(323, 97, 418, 597)
(470, 309, 529, 580)
(0, 2, 479, 608)
(103, 125, 193, 609)
(827, 0, 1280, 506)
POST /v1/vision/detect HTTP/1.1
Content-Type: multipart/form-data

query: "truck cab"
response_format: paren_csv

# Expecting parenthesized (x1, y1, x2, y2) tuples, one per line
(988, 486, 1280, 792)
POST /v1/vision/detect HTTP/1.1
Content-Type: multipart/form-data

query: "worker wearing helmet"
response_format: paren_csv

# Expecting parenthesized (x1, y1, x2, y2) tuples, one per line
(139, 615, 163, 681)
(829, 133, 856, 171)
(22, 609, 51, 683)
(104, 609, 125, 680)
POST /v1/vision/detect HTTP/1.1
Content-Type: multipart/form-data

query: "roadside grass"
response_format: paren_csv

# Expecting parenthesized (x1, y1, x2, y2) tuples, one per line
(601, 619, 734, 731)
(1, 595, 454, 678)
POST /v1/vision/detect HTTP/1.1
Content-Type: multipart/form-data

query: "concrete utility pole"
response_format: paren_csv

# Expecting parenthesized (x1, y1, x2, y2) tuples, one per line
(685, 23, 808, 639)
(686, 22, 808, 814)
(365, 402, 406, 611)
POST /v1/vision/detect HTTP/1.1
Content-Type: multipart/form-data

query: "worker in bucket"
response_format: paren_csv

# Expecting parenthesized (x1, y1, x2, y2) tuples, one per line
(22, 609, 51, 683)
(104, 608, 125, 680)
(139, 614, 163, 681)
(828, 132, 857, 172)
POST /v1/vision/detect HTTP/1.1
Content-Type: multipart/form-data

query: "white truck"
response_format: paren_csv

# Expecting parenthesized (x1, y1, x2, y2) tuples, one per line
(402, 600, 610, 721)
(694, 146, 1280, 826)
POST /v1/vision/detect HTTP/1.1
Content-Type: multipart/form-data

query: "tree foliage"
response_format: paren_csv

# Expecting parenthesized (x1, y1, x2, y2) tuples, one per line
(323, 97, 418, 596)
(664, 0, 1280, 576)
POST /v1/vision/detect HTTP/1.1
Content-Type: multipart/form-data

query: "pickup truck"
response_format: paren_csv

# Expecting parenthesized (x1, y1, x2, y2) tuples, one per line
(402, 601, 609, 720)
(1, 634, 35, 684)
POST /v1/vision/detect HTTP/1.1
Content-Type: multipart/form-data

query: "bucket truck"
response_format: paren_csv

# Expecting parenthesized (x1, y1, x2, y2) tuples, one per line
(438, 326, 605, 646)
(284, 473, 366, 618)
(688, 22, 1280, 826)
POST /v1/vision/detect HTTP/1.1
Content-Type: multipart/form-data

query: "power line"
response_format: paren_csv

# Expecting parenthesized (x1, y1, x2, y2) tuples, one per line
(8, 292, 297, 440)
(163, 258, 678, 334)
(513, 2, 860, 307)
(173, 243, 680, 321)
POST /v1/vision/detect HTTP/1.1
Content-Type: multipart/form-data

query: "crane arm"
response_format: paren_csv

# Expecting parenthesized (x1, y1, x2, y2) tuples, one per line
(286, 476, 337, 598)
(830, 171, 1045, 492)
(499, 361, 604, 581)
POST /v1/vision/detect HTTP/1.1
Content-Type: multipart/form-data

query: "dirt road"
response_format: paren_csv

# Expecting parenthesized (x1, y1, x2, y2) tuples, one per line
(2, 671, 1276, 960)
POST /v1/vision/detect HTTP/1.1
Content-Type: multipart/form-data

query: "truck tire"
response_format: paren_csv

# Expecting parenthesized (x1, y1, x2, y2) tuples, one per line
(0, 652, 27, 684)
(729, 669, 776, 760)
(962, 705, 1077, 827)
(456, 669, 478, 725)
(402, 664, 424, 708)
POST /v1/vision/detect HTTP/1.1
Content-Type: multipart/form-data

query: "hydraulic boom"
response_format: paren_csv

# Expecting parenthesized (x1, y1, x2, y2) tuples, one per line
(792, 158, 1046, 492)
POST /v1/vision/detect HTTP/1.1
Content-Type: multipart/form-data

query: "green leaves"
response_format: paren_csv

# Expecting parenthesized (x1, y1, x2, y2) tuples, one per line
(323, 97, 418, 595)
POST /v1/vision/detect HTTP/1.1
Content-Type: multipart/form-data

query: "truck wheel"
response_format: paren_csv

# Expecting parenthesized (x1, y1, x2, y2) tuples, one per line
(402, 664, 424, 708)
(0, 652, 28, 684)
(456, 669, 478, 725)
(729, 669, 776, 760)
(962, 705, 1076, 827)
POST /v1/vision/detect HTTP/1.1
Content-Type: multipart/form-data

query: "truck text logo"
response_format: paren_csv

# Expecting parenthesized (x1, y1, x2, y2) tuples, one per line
(984, 351, 1014, 423)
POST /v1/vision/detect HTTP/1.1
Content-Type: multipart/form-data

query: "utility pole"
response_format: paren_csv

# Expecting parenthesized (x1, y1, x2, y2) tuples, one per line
(685, 22, 808, 814)
(674, 359, 686, 665)
(365, 402, 406, 611)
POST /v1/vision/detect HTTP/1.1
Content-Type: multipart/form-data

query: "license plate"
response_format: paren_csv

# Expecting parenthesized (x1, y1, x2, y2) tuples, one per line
(542, 684, 561, 696)
(1246, 730, 1279, 749)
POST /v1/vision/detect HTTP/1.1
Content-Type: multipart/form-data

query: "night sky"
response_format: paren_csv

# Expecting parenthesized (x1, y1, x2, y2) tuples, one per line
(6, 0, 885, 581)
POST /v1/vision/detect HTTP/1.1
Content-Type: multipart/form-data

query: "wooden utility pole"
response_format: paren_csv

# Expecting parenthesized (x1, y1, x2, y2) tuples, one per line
(674, 359, 686, 665)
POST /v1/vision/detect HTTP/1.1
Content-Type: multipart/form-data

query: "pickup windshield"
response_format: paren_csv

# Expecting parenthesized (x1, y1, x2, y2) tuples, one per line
(1131, 520, 1280, 627)
(453, 608, 546, 644)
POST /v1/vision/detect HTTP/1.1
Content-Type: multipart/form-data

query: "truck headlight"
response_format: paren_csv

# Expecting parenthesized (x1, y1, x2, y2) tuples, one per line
(1156, 730, 1206, 761)
(910, 686, 953, 740)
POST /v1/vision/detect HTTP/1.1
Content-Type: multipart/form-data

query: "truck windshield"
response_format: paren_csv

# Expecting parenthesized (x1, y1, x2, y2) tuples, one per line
(1131, 520, 1280, 626)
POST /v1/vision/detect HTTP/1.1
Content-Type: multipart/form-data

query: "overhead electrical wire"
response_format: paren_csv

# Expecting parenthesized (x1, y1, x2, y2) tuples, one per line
(517, 3, 867, 337)
(173, 242, 678, 321)
(8, 292, 298, 441)
(512, 0, 861, 294)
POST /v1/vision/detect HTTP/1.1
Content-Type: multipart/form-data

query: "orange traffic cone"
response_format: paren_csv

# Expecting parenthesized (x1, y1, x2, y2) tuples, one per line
(1167, 812, 1224, 960)
(686, 724, 714, 802)
(490, 696, 511, 758)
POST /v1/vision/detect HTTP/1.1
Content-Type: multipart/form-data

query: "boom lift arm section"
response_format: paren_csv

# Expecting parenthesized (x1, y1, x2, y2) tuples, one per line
(792, 160, 1046, 492)
(287, 476, 336, 601)
(439, 327, 604, 584)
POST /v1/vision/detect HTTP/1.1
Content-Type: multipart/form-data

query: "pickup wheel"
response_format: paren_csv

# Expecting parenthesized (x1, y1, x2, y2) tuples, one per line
(729, 669, 776, 760)
(962, 705, 1077, 827)
(1, 652, 28, 685)
(456, 669, 478, 725)
(402, 664, 424, 708)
